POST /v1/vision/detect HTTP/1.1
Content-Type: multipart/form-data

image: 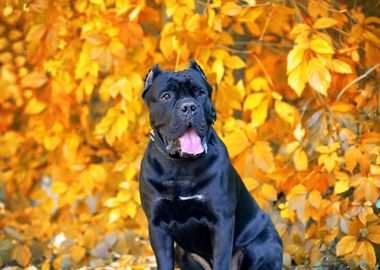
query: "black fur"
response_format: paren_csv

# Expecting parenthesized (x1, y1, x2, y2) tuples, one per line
(140, 61, 283, 270)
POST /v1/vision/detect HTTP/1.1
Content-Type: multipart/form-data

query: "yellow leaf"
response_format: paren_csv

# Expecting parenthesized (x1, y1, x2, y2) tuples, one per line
(294, 148, 308, 171)
(308, 58, 331, 95)
(336, 235, 357, 256)
(21, 72, 48, 89)
(288, 58, 308, 96)
(187, 14, 201, 32)
(212, 59, 224, 83)
(41, 260, 50, 270)
(286, 141, 299, 154)
(52, 181, 68, 194)
(355, 241, 376, 269)
(250, 77, 270, 92)
(124, 201, 137, 218)
(261, 184, 277, 201)
(287, 185, 307, 223)
(251, 98, 268, 127)
(334, 180, 349, 194)
(109, 208, 120, 223)
(243, 177, 260, 191)
(109, 41, 126, 59)
(44, 136, 61, 151)
(330, 59, 352, 74)
(89, 0, 103, 4)
(89, 164, 106, 183)
(71, 244, 85, 263)
(308, 190, 321, 208)
(253, 141, 274, 173)
(221, 2, 242, 16)
(310, 38, 334, 54)
(275, 100, 296, 126)
(324, 152, 338, 172)
(237, 7, 263, 22)
(243, 93, 266, 110)
(24, 98, 46, 115)
(287, 45, 306, 74)
(224, 55, 246, 69)
(222, 129, 249, 159)
(313, 17, 338, 29)
(119, 78, 132, 101)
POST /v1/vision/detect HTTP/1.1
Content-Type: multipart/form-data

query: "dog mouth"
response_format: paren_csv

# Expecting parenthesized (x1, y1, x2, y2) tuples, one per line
(178, 127, 206, 156)
(163, 127, 208, 158)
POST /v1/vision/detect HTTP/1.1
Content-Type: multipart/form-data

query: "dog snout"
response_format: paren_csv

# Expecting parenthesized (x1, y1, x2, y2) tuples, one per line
(179, 101, 198, 116)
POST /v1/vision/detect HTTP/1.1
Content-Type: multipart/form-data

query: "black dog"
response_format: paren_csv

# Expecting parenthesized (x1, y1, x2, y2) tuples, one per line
(139, 61, 283, 270)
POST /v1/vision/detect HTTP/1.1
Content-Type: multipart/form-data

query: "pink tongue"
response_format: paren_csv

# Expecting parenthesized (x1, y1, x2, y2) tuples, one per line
(179, 128, 204, 155)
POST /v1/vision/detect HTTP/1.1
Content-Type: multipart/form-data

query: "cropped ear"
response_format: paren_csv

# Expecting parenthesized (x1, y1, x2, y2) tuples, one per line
(189, 60, 207, 80)
(189, 60, 213, 95)
(142, 64, 162, 98)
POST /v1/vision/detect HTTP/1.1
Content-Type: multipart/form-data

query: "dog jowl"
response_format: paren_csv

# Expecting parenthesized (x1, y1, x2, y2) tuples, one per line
(139, 61, 283, 270)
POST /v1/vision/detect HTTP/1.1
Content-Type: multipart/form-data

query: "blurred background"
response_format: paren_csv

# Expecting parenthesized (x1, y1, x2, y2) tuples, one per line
(0, 0, 379, 269)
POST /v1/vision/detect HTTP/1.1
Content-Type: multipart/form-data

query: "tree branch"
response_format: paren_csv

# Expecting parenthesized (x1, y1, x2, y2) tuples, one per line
(337, 63, 380, 100)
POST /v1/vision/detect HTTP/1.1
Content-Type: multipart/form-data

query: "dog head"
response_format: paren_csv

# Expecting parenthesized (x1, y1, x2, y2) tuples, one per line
(142, 60, 216, 158)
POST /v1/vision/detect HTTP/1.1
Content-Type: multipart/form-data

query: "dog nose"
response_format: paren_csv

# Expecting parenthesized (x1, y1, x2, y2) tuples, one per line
(180, 102, 197, 114)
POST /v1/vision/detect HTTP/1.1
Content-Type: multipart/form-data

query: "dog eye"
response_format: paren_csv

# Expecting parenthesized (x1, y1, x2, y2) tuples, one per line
(198, 90, 206, 96)
(161, 93, 171, 100)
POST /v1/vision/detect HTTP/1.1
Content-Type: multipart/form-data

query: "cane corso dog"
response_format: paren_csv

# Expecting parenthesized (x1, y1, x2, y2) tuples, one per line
(139, 61, 283, 270)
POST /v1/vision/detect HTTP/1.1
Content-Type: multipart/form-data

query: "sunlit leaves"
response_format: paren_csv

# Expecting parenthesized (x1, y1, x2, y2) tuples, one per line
(24, 97, 46, 115)
(307, 58, 331, 95)
(221, 2, 242, 16)
(336, 235, 357, 256)
(313, 18, 338, 29)
(1, 0, 380, 269)
(212, 59, 224, 83)
(222, 129, 249, 159)
(253, 141, 274, 173)
(94, 107, 129, 145)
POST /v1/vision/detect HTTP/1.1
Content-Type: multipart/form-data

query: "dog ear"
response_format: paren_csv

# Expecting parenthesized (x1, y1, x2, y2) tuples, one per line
(189, 60, 207, 80)
(189, 60, 213, 96)
(143, 64, 162, 98)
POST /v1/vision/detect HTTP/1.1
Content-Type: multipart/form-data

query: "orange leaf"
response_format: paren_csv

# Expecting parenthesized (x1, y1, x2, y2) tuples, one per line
(12, 244, 31, 267)
(21, 72, 48, 89)
(367, 225, 380, 244)
(253, 141, 274, 173)
(331, 101, 355, 113)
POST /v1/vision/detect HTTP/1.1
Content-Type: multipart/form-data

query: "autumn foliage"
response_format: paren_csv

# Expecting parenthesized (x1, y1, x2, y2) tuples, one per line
(0, 0, 379, 269)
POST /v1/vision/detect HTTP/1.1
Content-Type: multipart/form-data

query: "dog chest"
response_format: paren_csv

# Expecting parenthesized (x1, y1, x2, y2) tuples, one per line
(151, 195, 216, 229)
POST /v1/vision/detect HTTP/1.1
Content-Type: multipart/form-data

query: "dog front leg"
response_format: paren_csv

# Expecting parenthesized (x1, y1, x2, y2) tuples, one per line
(211, 218, 235, 270)
(149, 224, 174, 270)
